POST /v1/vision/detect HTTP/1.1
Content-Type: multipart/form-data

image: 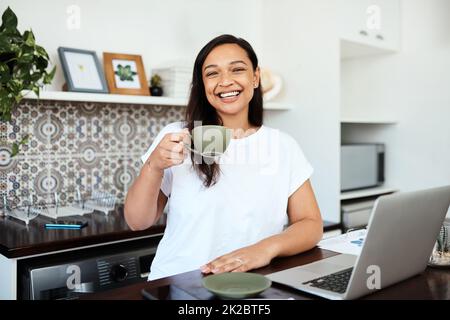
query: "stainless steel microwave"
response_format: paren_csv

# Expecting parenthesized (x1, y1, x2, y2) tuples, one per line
(340, 144, 385, 192)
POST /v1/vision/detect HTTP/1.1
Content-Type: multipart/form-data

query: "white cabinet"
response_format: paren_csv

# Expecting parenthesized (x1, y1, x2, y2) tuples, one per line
(339, 0, 401, 58)
(374, 0, 401, 51)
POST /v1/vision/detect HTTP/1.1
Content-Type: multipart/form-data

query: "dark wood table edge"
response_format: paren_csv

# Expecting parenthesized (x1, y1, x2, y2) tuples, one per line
(0, 225, 165, 258)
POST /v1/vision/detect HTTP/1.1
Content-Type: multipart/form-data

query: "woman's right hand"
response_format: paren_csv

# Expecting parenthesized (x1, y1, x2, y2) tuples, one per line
(146, 130, 190, 173)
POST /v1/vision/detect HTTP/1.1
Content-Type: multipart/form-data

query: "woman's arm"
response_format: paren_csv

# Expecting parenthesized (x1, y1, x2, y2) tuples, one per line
(124, 165, 168, 231)
(201, 179, 323, 274)
(124, 131, 188, 230)
(259, 179, 323, 257)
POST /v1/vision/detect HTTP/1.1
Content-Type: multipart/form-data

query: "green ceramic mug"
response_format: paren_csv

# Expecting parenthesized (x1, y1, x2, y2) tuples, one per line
(185, 125, 233, 157)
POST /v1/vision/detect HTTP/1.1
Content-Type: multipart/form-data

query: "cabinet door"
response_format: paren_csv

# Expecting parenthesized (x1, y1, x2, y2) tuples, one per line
(339, 0, 400, 53)
(339, 0, 372, 44)
(370, 0, 400, 51)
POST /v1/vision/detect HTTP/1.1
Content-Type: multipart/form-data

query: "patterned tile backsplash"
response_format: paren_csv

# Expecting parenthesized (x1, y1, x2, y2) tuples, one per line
(0, 99, 184, 208)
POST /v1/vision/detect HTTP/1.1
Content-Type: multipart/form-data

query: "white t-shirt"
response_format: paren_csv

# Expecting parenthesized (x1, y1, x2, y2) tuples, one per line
(141, 121, 313, 280)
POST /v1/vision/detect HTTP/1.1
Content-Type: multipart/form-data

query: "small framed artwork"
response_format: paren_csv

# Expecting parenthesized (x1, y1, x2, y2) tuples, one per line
(103, 52, 150, 96)
(58, 47, 109, 93)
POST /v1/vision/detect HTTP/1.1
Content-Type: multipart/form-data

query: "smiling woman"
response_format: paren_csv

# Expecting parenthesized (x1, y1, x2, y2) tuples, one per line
(186, 35, 263, 187)
(202, 53, 259, 118)
(124, 34, 323, 282)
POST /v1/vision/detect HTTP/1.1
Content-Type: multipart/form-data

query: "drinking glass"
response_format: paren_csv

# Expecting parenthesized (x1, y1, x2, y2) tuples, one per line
(84, 190, 116, 215)
(9, 196, 40, 226)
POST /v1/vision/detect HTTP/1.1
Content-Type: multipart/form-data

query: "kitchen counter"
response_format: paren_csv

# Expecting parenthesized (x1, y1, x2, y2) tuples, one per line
(81, 247, 450, 300)
(0, 209, 339, 300)
(82, 247, 339, 300)
(0, 204, 165, 258)
(0, 205, 165, 300)
(0, 210, 338, 259)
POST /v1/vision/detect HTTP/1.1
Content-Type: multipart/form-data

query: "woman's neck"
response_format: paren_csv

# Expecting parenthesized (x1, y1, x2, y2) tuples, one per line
(218, 107, 249, 129)
(218, 111, 259, 139)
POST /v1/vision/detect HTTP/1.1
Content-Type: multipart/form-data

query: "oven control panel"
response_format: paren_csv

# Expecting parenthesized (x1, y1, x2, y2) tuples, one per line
(19, 240, 159, 300)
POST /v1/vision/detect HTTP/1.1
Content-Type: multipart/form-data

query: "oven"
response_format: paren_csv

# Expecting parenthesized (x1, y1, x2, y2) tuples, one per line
(17, 236, 162, 300)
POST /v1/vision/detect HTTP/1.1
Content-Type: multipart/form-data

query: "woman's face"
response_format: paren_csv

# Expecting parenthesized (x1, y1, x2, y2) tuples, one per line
(202, 43, 260, 117)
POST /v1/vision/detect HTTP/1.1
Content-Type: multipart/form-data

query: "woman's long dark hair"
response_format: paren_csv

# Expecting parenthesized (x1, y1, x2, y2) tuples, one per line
(185, 34, 263, 188)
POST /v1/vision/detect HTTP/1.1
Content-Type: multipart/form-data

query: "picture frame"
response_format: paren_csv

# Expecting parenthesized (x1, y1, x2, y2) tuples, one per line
(57, 47, 109, 93)
(103, 52, 150, 96)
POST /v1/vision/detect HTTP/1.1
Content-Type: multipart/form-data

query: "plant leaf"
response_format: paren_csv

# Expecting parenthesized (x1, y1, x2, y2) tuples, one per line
(11, 134, 30, 157)
(23, 30, 35, 46)
(0, 93, 14, 122)
(7, 79, 22, 95)
(35, 45, 49, 59)
(14, 95, 23, 104)
(18, 52, 33, 64)
(0, 62, 11, 82)
(35, 56, 48, 70)
(0, 7, 18, 33)
(11, 142, 19, 157)
(1, 112, 12, 122)
(19, 134, 29, 145)
(32, 85, 40, 97)
(43, 66, 56, 84)
(0, 6, 55, 129)
(0, 34, 10, 51)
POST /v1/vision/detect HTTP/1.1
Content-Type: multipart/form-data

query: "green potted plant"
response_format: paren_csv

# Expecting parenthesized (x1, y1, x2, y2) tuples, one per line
(0, 7, 56, 156)
(150, 73, 163, 96)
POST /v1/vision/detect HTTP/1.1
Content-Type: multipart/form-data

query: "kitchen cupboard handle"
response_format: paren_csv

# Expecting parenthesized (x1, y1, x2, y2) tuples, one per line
(376, 34, 384, 40)
(359, 30, 368, 36)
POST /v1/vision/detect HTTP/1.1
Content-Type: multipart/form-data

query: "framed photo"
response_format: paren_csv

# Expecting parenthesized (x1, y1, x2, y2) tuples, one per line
(57, 47, 109, 93)
(103, 52, 150, 96)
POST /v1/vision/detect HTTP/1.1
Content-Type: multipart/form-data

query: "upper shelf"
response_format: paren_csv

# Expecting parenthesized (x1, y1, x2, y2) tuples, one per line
(340, 186, 399, 201)
(340, 39, 398, 60)
(22, 91, 293, 110)
(340, 117, 398, 124)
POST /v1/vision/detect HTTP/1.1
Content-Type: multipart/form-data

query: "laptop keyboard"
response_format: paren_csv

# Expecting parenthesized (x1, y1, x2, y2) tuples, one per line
(302, 267, 353, 294)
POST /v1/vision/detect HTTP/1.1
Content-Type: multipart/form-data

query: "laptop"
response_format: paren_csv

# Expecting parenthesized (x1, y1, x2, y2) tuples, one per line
(267, 185, 450, 300)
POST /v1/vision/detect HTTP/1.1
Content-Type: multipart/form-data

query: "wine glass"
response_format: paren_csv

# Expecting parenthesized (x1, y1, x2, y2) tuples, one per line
(84, 190, 116, 215)
(9, 195, 40, 226)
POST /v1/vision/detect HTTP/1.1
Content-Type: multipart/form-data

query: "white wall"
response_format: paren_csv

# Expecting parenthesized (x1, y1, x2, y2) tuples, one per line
(0, 0, 263, 91)
(261, 0, 340, 222)
(341, 0, 450, 215)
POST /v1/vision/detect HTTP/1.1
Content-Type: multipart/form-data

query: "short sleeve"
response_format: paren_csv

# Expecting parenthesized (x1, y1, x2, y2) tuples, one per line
(287, 137, 314, 196)
(141, 122, 184, 197)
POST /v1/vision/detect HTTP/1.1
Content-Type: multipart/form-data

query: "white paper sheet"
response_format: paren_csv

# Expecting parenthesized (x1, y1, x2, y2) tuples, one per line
(318, 229, 367, 256)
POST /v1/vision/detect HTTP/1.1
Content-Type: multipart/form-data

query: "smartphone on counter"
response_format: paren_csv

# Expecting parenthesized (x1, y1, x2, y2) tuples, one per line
(141, 285, 198, 300)
(45, 220, 88, 229)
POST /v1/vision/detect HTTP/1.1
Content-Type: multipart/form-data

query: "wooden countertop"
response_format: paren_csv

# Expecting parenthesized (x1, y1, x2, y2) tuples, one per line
(0, 211, 339, 259)
(81, 247, 450, 300)
(0, 205, 165, 258)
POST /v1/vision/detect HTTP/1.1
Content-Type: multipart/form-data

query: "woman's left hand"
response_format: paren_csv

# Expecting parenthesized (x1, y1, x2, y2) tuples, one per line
(200, 243, 276, 274)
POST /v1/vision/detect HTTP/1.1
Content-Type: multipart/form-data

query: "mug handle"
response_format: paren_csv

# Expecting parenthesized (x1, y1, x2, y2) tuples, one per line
(183, 142, 223, 158)
(182, 129, 225, 158)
